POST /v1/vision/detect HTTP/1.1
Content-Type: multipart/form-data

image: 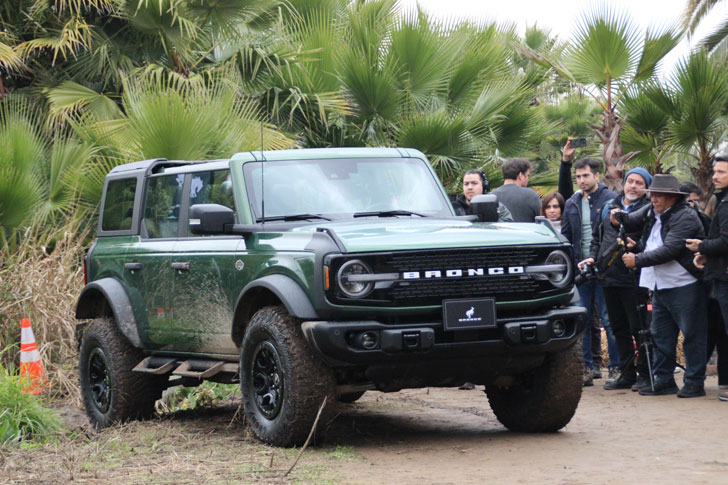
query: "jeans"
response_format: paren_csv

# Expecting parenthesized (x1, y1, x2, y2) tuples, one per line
(651, 281, 708, 387)
(707, 294, 728, 386)
(713, 280, 728, 335)
(603, 286, 650, 380)
(577, 279, 620, 369)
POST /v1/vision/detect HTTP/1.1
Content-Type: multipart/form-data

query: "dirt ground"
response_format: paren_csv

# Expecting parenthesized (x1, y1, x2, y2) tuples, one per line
(1, 373, 726, 484)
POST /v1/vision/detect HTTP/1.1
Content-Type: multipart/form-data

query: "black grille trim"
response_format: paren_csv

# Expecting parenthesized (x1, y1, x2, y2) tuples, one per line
(326, 245, 572, 307)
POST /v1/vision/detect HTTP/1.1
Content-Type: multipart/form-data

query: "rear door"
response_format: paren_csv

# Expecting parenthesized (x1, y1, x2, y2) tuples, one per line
(121, 173, 184, 349)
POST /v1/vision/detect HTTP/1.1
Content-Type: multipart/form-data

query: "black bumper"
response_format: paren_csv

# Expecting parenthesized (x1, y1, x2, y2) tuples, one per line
(301, 305, 587, 368)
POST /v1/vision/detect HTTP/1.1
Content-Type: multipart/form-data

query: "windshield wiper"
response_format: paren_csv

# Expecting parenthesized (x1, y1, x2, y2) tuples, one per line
(353, 210, 426, 218)
(257, 213, 332, 222)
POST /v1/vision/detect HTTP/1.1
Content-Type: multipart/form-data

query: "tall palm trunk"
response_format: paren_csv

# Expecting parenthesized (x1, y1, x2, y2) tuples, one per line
(592, 107, 636, 193)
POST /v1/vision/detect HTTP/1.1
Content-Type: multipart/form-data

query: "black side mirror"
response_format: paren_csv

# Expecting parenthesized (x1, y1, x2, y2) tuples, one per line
(189, 204, 234, 234)
(470, 194, 499, 222)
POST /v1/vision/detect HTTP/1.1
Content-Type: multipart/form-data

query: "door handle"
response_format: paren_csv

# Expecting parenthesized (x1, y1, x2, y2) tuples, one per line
(171, 262, 190, 271)
(124, 262, 142, 271)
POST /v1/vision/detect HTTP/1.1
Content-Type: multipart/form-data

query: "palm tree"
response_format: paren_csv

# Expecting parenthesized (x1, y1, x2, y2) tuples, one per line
(645, 51, 728, 198)
(682, 0, 728, 54)
(0, 96, 96, 251)
(68, 71, 295, 207)
(520, 6, 682, 192)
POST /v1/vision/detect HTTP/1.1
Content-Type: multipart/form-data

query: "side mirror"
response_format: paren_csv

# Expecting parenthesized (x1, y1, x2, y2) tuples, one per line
(470, 194, 499, 222)
(189, 204, 234, 235)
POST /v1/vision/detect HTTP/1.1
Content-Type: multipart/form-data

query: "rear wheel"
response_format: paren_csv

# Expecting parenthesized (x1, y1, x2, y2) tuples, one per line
(79, 318, 165, 428)
(240, 306, 335, 447)
(485, 341, 583, 432)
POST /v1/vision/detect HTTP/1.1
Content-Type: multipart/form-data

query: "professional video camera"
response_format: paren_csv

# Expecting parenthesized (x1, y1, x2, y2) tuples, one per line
(574, 263, 597, 286)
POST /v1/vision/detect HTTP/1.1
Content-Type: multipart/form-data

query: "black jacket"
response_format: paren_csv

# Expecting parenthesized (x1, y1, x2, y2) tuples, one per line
(561, 183, 616, 262)
(589, 193, 650, 287)
(699, 190, 728, 282)
(623, 199, 705, 279)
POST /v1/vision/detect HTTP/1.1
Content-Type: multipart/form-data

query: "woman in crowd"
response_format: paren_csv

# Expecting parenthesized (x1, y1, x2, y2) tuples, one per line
(541, 192, 565, 230)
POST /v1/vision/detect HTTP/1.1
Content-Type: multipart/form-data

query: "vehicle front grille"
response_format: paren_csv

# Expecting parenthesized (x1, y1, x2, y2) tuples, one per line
(327, 245, 568, 307)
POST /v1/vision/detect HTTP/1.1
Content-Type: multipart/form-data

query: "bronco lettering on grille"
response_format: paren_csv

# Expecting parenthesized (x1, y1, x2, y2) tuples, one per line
(402, 266, 524, 280)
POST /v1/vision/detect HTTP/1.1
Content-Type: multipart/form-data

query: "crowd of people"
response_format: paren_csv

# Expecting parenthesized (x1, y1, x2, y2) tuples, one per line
(453, 141, 728, 401)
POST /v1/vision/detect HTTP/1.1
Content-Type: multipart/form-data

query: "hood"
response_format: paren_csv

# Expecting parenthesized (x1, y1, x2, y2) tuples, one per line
(293, 218, 560, 253)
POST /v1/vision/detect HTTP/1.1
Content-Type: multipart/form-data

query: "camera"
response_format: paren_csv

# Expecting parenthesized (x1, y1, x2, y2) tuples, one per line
(613, 210, 628, 225)
(574, 263, 597, 286)
(570, 137, 587, 148)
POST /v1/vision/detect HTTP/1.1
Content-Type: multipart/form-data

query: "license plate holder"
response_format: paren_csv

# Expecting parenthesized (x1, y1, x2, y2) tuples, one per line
(443, 298, 497, 331)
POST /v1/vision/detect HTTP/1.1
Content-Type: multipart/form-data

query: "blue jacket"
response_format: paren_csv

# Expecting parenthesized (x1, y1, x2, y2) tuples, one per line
(561, 183, 616, 262)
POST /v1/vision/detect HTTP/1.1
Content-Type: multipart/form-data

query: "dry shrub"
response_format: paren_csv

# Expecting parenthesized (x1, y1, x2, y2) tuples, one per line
(600, 328, 685, 367)
(0, 223, 89, 404)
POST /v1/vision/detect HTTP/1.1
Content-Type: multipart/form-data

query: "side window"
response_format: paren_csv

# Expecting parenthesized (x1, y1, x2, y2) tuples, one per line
(102, 178, 137, 231)
(144, 174, 184, 238)
(189, 169, 234, 209)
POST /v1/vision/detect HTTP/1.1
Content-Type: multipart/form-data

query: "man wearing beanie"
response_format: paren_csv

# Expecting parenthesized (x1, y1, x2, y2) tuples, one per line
(579, 167, 653, 390)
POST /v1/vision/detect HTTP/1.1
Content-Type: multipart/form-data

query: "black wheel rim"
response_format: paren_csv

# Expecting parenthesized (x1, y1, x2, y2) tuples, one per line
(250, 341, 284, 420)
(87, 347, 111, 413)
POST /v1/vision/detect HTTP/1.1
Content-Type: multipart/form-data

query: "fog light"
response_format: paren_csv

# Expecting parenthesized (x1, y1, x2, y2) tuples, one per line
(552, 320, 566, 337)
(358, 331, 379, 349)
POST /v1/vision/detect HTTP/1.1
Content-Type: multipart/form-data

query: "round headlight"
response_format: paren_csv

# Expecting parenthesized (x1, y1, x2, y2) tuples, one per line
(337, 260, 374, 298)
(545, 250, 572, 288)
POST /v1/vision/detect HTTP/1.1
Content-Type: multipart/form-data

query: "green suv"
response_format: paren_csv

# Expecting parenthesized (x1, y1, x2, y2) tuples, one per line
(76, 147, 586, 446)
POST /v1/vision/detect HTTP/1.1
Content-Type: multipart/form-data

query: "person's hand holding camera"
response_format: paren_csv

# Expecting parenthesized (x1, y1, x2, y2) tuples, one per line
(610, 208, 627, 227)
(578, 257, 594, 270)
(622, 251, 637, 268)
(562, 139, 576, 163)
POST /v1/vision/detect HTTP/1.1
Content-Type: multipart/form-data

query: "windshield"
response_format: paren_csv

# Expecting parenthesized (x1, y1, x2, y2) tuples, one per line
(243, 157, 453, 220)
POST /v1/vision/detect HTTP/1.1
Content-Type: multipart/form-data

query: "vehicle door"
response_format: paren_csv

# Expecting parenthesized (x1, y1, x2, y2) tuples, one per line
(120, 172, 184, 350)
(168, 168, 243, 355)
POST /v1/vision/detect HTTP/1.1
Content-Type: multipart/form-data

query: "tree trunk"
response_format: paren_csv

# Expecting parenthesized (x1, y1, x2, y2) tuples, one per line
(691, 155, 714, 203)
(591, 108, 637, 193)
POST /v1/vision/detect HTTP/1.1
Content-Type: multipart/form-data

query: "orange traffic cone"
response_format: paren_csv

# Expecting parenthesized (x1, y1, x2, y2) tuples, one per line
(20, 318, 47, 395)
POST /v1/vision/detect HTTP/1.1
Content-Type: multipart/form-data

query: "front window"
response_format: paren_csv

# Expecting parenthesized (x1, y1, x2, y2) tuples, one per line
(243, 158, 451, 220)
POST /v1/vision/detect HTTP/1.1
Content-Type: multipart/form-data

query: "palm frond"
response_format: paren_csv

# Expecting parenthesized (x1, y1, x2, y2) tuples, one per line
(633, 24, 682, 82)
(44, 81, 121, 122)
(0, 42, 26, 73)
(681, 0, 721, 37)
(698, 17, 728, 51)
(565, 6, 640, 86)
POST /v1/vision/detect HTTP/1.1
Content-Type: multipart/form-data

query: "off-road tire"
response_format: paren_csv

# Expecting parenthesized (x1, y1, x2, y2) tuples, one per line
(240, 306, 335, 447)
(485, 340, 583, 432)
(337, 391, 366, 403)
(79, 318, 165, 428)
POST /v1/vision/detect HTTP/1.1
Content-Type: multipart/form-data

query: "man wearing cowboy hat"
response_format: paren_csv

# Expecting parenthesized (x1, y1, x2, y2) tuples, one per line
(614, 174, 708, 398)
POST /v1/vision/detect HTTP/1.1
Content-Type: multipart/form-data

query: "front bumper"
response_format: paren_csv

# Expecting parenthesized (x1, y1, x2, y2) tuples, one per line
(301, 305, 587, 368)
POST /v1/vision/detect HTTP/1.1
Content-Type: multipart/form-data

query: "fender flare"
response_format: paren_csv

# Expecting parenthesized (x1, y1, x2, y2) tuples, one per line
(237, 274, 319, 321)
(75, 278, 143, 348)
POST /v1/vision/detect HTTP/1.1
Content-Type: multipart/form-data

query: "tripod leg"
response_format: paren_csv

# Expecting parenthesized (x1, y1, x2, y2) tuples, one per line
(643, 342, 655, 392)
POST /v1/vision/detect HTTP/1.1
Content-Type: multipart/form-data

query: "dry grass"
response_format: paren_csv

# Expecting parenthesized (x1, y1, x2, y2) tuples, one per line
(599, 329, 685, 368)
(0, 401, 344, 484)
(0, 223, 89, 405)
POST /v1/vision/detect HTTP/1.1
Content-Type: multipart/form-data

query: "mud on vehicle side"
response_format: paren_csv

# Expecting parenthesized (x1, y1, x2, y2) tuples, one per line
(76, 148, 587, 446)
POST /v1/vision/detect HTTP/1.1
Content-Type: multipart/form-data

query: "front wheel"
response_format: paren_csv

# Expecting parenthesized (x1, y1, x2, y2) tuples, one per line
(485, 340, 583, 432)
(240, 306, 335, 446)
(79, 318, 165, 428)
